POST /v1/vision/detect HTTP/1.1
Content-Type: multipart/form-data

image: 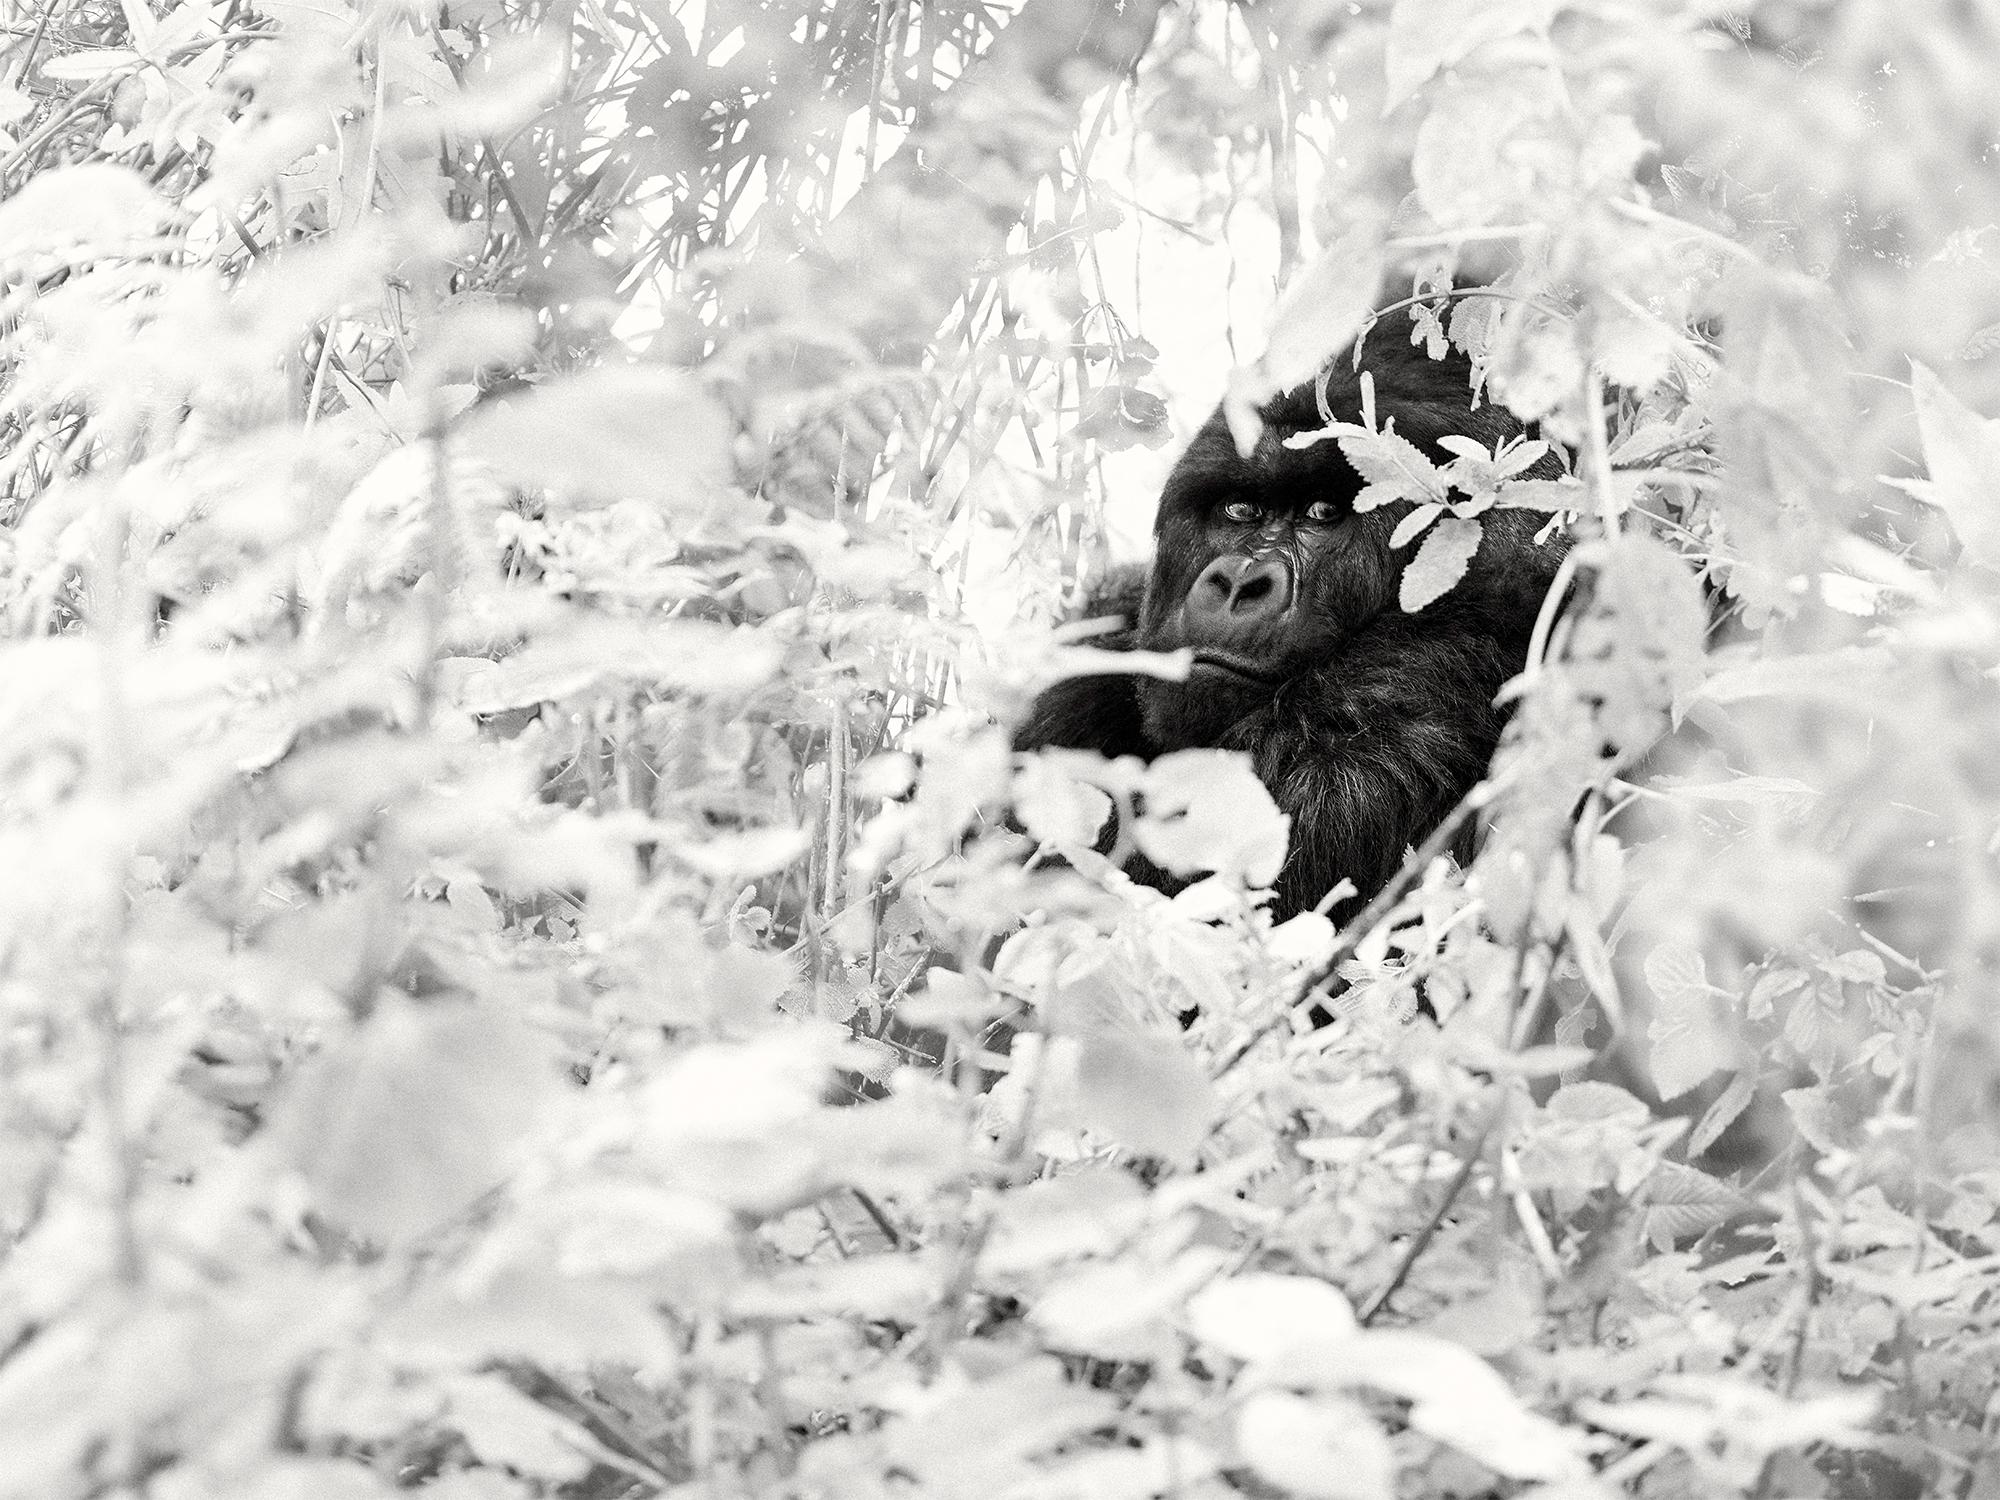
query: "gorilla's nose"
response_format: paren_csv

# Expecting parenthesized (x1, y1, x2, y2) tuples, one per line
(1187, 554, 1293, 629)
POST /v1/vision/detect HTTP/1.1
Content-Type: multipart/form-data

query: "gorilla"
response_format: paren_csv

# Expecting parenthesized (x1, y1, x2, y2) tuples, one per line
(1017, 319, 1569, 920)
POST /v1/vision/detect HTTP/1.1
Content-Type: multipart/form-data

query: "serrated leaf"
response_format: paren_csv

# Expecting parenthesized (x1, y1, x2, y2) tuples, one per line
(1643, 942, 1708, 1006)
(1688, 1070, 1757, 1157)
(1400, 516, 1483, 611)
(1635, 1161, 1748, 1250)
(1783, 1084, 1862, 1154)
(1340, 427, 1449, 511)
(1389, 502, 1444, 549)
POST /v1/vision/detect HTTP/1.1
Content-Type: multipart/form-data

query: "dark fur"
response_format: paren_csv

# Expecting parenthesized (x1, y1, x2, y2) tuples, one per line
(1018, 326, 1567, 919)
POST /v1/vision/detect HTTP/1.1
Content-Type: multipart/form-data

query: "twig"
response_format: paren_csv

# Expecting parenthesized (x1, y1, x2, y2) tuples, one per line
(1359, 1107, 1498, 1325)
(1212, 775, 1497, 1081)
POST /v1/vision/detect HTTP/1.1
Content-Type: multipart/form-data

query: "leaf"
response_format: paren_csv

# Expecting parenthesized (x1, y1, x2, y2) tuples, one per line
(1274, 1330, 1589, 1483)
(1647, 999, 1736, 1103)
(1236, 1392, 1395, 1500)
(0, 162, 168, 254)
(271, 1001, 561, 1243)
(1400, 516, 1482, 611)
(1896, 361, 2000, 568)
(1339, 427, 1449, 511)
(442, 1374, 602, 1481)
(1015, 753, 1114, 847)
(1224, 229, 1388, 455)
(1563, 892, 1621, 1018)
(1412, 75, 1557, 229)
(1643, 942, 1708, 1006)
(40, 48, 142, 80)
(1032, 1253, 1221, 1360)
(1782, 1084, 1863, 1155)
(1031, 1438, 1224, 1500)
(1389, 502, 1443, 549)
(1687, 1070, 1757, 1158)
(1635, 1161, 1747, 1250)
(1384, 0, 1563, 111)
(673, 827, 811, 879)
(1074, 1031, 1215, 1163)
(886, 1356, 1121, 1482)
(1132, 749, 1290, 887)
(1187, 1274, 1357, 1363)
(465, 366, 739, 513)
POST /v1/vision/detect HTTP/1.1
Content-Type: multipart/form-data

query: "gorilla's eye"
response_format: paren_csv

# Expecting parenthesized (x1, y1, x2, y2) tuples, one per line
(1303, 499, 1344, 525)
(1219, 499, 1262, 524)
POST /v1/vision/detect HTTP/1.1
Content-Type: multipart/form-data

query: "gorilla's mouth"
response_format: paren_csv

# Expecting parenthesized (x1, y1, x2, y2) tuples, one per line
(1188, 650, 1282, 685)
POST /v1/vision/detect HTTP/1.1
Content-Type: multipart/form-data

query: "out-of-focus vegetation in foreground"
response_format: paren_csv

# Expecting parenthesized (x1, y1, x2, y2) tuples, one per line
(0, 0, 1997, 1495)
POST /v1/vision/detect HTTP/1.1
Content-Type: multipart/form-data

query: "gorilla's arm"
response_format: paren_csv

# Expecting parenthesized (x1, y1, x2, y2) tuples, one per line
(1013, 563, 1153, 757)
(1228, 603, 1520, 918)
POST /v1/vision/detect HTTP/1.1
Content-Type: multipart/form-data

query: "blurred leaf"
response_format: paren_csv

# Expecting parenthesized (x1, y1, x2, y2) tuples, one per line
(1224, 230, 1387, 453)
(1274, 1330, 1589, 1483)
(272, 1001, 562, 1242)
(1071, 1030, 1213, 1162)
(1384, 0, 1562, 110)
(1236, 1391, 1394, 1500)
(465, 367, 738, 513)
(1015, 753, 1114, 848)
(1132, 749, 1289, 886)
(1186, 1273, 1356, 1363)
(1891, 362, 2000, 569)
(0, 163, 168, 253)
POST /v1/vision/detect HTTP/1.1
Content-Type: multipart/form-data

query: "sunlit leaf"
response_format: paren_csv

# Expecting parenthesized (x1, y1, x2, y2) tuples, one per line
(1187, 1273, 1357, 1362)
(1131, 749, 1289, 886)
(1400, 516, 1482, 611)
(1236, 1391, 1394, 1500)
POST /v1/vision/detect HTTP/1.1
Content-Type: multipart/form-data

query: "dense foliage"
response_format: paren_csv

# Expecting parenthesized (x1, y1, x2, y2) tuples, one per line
(1, 0, 1997, 1495)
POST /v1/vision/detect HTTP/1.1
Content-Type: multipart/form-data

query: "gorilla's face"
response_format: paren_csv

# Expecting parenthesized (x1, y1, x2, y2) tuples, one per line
(1134, 416, 1399, 751)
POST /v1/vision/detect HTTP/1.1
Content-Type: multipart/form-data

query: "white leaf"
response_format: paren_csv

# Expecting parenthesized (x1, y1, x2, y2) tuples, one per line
(1187, 1274, 1356, 1363)
(0, 162, 168, 254)
(1903, 360, 2000, 568)
(674, 826, 810, 879)
(1236, 1392, 1395, 1500)
(1643, 942, 1709, 1008)
(271, 1001, 561, 1242)
(40, 48, 141, 80)
(1564, 896, 1621, 1020)
(1075, 1031, 1215, 1163)
(466, 366, 738, 513)
(1384, 0, 1562, 111)
(1389, 503, 1443, 549)
(1274, 1330, 1590, 1483)
(1340, 427, 1448, 511)
(1225, 231, 1388, 455)
(1132, 749, 1290, 887)
(1015, 753, 1114, 848)
(1032, 1253, 1221, 1360)
(1399, 516, 1482, 611)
